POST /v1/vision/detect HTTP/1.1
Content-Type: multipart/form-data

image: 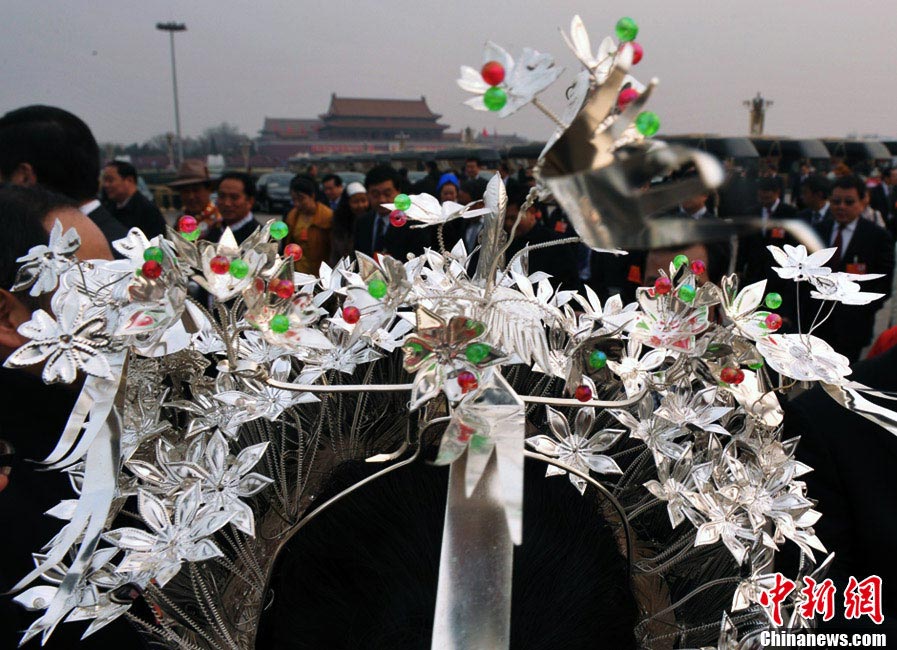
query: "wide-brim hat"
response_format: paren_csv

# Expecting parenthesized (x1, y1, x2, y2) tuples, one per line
(168, 159, 214, 188)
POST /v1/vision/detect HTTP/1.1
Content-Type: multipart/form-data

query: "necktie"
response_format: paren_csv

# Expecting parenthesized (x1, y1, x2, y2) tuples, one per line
(830, 224, 844, 269)
(373, 216, 388, 252)
(813, 211, 822, 225)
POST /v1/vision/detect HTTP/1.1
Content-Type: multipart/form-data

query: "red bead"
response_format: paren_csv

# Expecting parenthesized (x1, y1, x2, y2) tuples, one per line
(177, 215, 198, 233)
(481, 60, 506, 86)
(458, 424, 475, 443)
(690, 259, 707, 275)
(720, 367, 745, 385)
(654, 277, 672, 295)
(209, 255, 230, 275)
(141, 260, 163, 279)
(623, 41, 644, 64)
(342, 305, 361, 324)
(284, 243, 303, 261)
(765, 313, 783, 331)
(272, 279, 294, 299)
(617, 88, 640, 110)
(457, 371, 478, 393)
(389, 210, 407, 228)
(574, 385, 593, 402)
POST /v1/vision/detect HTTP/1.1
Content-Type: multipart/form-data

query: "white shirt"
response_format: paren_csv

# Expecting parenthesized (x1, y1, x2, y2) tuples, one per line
(680, 206, 709, 219)
(229, 212, 256, 232)
(829, 218, 858, 257)
(761, 199, 780, 221)
(79, 199, 100, 215)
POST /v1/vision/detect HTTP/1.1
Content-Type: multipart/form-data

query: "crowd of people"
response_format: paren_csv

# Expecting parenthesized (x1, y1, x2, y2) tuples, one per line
(1, 102, 896, 643)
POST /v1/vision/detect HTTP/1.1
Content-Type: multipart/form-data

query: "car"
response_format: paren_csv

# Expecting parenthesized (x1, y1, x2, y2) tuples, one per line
(256, 172, 296, 214)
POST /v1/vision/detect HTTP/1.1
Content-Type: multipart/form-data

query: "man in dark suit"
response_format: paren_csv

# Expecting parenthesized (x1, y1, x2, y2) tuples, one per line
(101, 160, 166, 238)
(783, 346, 897, 634)
(0, 105, 128, 248)
(789, 160, 812, 209)
(737, 176, 801, 286)
(870, 167, 897, 237)
(796, 174, 832, 227)
(809, 175, 894, 360)
(466, 189, 579, 290)
(208, 172, 259, 245)
(354, 164, 431, 260)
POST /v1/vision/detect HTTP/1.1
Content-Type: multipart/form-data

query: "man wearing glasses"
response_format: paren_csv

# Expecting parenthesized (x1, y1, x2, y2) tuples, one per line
(812, 175, 894, 360)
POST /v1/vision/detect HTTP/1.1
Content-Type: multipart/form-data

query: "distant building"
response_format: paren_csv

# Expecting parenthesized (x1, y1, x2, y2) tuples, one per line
(254, 94, 522, 165)
(318, 94, 449, 141)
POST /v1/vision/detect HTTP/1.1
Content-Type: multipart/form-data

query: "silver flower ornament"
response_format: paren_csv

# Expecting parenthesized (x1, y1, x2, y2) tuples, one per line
(526, 406, 623, 494)
(5, 292, 112, 384)
(767, 244, 835, 282)
(104, 485, 232, 587)
(12, 219, 80, 296)
(458, 41, 564, 118)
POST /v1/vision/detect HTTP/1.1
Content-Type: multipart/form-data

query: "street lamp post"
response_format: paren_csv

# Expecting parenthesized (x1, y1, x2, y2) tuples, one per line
(156, 21, 187, 165)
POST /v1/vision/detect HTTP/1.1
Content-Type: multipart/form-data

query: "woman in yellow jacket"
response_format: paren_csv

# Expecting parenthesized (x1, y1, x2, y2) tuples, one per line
(284, 176, 333, 275)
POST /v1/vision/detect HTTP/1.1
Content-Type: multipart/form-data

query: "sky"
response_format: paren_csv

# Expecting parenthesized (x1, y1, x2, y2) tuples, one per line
(1, 0, 894, 145)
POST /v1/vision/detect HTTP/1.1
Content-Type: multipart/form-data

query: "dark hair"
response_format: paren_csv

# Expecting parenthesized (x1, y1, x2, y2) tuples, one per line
(365, 164, 402, 191)
(0, 184, 74, 291)
(105, 160, 137, 182)
(465, 156, 482, 166)
(461, 178, 486, 202)
(218, 171, 256, 199)
(257, 457, 637, 649)
(831, 174, 867, 198)
(507, 188, 531, 209)
(799, 174, 831, 199)
(290, 174, 317, 198)
(321, 173, 343, 187)
(0, 105, 101, 202)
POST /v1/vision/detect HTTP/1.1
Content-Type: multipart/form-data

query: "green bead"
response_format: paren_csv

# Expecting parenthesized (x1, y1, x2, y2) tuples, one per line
(672, 254, 689, 270)
(677, 284, 696, 303)
(270, 314, 290, 334)
(270, 221, 289, 240)
(180, 228, 200, 242)
(229, 259, 249, 279)
(143, 246, 164, 264)
(469, 433, 490, 453)
(464, 342, 491, 364)
(394, 194, 412, 211)
(635, 111, 660, 137)
(405, 341, 424, 354)
(465, 319, 486, 337)
(483, 86, 508, 112)
(367, 278, 388, 299)
(748, 359, 765, 370)
(764, 292, 783, 309)
(588, 350, 608, 370)
(615, 16, 639, 42)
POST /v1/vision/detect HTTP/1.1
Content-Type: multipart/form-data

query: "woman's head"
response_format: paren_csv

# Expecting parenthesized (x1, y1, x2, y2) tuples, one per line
(290, 175, 318, 214)
(345, 182, 369, 217)
(437, 173, 460, 203)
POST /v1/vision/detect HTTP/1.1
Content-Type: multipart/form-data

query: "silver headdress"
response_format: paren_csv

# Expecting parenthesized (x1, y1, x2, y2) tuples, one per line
(6, 14, 897, 650)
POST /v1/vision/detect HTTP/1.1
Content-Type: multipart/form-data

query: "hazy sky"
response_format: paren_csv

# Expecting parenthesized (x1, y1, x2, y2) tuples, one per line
(2, 0, 894, 145)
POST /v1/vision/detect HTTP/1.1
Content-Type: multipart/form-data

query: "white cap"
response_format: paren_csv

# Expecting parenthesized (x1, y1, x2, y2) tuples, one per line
(346, 182, 366, 197)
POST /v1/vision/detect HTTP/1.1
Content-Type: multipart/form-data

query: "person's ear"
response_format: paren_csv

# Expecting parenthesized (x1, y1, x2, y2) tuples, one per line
(9, 162, 37, 187)
(0, 289, 31, 353)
